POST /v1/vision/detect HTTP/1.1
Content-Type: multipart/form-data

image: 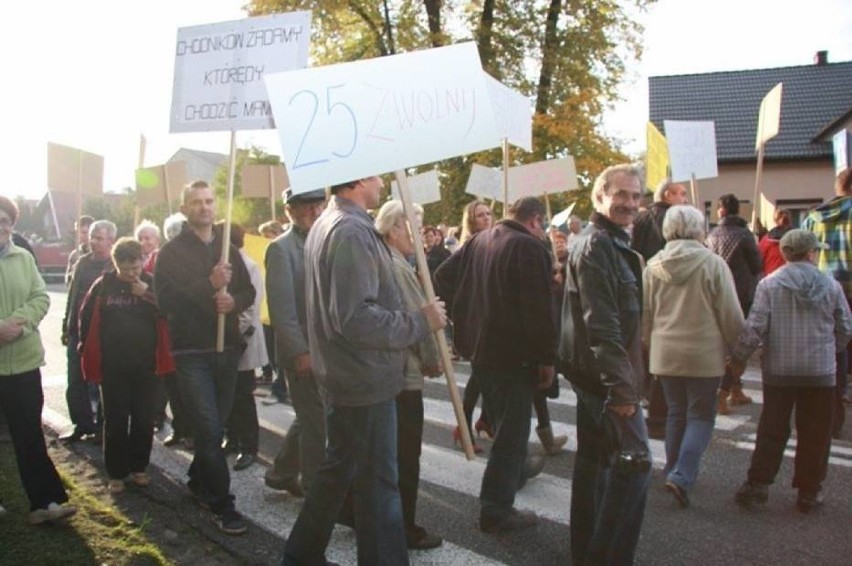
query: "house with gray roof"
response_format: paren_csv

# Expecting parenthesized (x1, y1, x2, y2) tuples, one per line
(649, 52, 852, 227)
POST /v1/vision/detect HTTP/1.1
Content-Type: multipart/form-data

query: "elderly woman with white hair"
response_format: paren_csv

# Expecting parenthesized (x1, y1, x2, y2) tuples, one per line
(374, 199, 444, 550)
(642, 205, 744, 507)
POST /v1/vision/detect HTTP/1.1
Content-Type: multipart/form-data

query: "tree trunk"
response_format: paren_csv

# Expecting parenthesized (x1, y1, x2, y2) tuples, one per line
(535, 0, 562, 115)
(423, 0, 444, 47)
(477, 0, 496, 75)
(350, 1, 388, 55)
(382, 0, 396, 54)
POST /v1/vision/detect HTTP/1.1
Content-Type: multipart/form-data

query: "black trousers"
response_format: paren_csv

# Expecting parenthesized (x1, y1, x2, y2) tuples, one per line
(163, 372, 191, 438)
(226, 370, 259, 454)
(100, 363, 157, 479)
(0, 369, 68, 510)
(396, 389, 424, 533)
(748, 384, 833, 493)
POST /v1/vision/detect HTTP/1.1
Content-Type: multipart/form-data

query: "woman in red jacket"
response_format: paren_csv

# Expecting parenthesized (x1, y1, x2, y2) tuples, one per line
(758, 209, 792, 276)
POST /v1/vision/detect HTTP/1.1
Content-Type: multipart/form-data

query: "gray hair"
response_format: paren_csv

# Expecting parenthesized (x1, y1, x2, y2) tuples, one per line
(134, 219, 160, 241)
(374, 200, 423, 236)
(89, 219, 117, 240)
(653, 178, 676, 203)
(163, 212, 187, 241)
(662, 205, 705, 242)
(592, 164, 642, 213)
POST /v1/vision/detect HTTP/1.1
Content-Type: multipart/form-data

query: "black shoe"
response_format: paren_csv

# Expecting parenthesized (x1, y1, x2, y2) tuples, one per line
(163, 434, 182, 447)
(735, 480, 768, 506)
(796, 489, 824, 513)
(214, 507, 247, 535)
(233, 453, 256, 471)
(406, 525, 443, 550)
(479, 508, 538, 534)
(89, 429, 103, 445)
(665, 480, 690, 508)
(264, 475, 305, 497)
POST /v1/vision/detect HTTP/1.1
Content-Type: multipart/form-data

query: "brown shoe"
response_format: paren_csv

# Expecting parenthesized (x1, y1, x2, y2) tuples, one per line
(729, 385, 752, 406)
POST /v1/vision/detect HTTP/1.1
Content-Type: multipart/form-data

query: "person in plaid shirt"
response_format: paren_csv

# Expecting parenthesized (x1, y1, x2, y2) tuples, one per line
(730, 229, 852, 513)
(801, 168, 852, 436)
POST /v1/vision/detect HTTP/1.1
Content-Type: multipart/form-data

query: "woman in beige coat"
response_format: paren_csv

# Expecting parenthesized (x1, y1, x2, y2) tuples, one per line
(642, 205, 744, 507)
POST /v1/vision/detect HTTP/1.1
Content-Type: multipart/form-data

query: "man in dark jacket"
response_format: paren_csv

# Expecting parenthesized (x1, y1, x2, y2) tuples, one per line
(60, 219, 115, 443)
(154, 180, 255, 536)
(435, 196, 555, 534)
(631, 178, 688, 262)
(707, 193, 762, 410)
(561, 164, 651, 565)
(630, 179, 688, 437)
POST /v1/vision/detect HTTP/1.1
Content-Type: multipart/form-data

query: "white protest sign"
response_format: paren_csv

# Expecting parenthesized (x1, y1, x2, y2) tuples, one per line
(551, 202, 577, 228)
(755, 82, 783, 150)
(833, 130, 851, 174)
(390, 169, 441, 204)
(47, 142, 104, 195)
(664, 120, 719, 182)
(170, 11, 311, 133)
(465, 163, 502, 200)
(484, 74, 533, 152)
(264, 42, 499, 194)
(508, 156, 578, 201)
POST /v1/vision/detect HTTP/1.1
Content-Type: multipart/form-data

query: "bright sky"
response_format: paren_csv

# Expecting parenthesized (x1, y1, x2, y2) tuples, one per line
(4, 0, 851, 201)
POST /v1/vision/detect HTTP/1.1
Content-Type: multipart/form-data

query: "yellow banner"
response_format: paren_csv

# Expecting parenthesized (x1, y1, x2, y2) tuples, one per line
(243, 233, 271, 326)
(646, 122, 670, 191)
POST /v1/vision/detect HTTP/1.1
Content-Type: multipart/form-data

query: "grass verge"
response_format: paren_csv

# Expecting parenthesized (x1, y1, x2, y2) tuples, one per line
(0, 439, 171, 566)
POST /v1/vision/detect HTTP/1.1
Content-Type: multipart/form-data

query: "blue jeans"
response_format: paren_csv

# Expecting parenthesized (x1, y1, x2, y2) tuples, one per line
(174, 349, 240, 515)
(571, 387, 651, 566)
(282, 398, 408, 566)
(475, 364, 533, 521)
(659, 376, 720, 492)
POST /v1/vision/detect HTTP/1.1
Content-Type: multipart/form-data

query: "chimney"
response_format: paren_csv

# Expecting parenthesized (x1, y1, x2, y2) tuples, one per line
(814, 50, 828, 65)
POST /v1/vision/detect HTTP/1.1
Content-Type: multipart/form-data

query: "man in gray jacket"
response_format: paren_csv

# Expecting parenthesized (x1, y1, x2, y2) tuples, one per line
(281, 175, 447, 566)
(264, 188, 327, 496)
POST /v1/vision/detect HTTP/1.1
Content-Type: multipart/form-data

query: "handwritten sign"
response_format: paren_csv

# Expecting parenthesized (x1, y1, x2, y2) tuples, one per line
(664, 120, 718, 182)
(755, 82, 783, 150)
(390, 169, 441, 204)
(241, 164, 289, 198)
(833, 130, 851, 175)
(484, 74, 533, 152)
(135, 161, 188, 207)
(170, 11, 311, 133)
(646, 121, 669, 190)
(550, 203, 577, 228)
(508, 156, 578, 201)
(264, 42, 498, 194)
(47, 142, 104, 195)
(465, 163, 502, 201)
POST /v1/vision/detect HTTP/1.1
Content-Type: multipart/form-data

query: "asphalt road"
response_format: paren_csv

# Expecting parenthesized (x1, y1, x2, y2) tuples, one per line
(37, 285, 852, 565)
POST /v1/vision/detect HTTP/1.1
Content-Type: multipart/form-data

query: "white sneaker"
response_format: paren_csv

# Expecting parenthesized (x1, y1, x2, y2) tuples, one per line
(29, 502, 77, 524)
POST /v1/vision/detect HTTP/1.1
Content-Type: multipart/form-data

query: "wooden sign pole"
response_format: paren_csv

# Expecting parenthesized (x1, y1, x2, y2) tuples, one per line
(135, 135, 145, 226)
(689, 173, 698, 207)
(544, 192, 552, 222)
(76, 150, 84, 251)
(216, 131, 238, 353)
(164, 165, 173, 215)
(751, 145, 765, 231)
(394, 170, 475, 461)
(501, 138, 510, 219)
(268, 166, 276, 221)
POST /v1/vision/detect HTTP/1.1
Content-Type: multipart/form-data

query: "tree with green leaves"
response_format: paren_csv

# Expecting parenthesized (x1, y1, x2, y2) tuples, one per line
(247, 0, 653, 225)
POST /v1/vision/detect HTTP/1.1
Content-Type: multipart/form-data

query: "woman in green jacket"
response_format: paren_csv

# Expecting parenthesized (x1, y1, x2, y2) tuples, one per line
(0, 196, 77, 525)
